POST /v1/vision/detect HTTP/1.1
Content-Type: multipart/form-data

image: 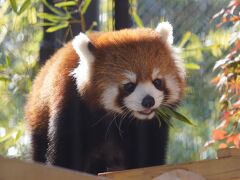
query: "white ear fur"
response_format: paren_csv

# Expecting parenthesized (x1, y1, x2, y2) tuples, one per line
(72, 32, 95, 63)
(155, 21, 174, 45)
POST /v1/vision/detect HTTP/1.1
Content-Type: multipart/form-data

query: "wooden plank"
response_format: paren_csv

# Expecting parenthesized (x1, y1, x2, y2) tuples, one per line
(99, 156, 240, 180)
(0, 156, 107, 180)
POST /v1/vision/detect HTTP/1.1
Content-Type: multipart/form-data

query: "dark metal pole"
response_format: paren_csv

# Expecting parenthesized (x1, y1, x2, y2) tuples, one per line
(39, 0, 55, 65)
(114, 0, 132, 30)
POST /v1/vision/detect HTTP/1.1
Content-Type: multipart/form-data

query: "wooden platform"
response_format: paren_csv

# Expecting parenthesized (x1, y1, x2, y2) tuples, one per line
(99, 148, 240, 180)
(0, 156, 107, 180)
(0, 148, 239, 180)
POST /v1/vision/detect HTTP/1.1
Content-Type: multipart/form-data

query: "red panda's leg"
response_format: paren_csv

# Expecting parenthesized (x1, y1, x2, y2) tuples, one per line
(31, 127, 48, 162)
(45, 83, 85, 171)
(46, 113, 73, 167)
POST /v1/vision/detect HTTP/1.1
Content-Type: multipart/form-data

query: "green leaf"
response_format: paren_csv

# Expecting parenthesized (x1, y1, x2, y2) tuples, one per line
(27, 7, 37, 24)
(41, 0, 65, 16)
(18, 0, 30, 15)
(55, 1, 77, 8)
(158, 107, 195, 126)
(157, 112, 174, 128)
(37, 22, 56, 27)
(13, 130, 22, 143)
(210, 44, 222, 57)
(86, 21, 97, 32)
(46, 22, 69, 32)
(0, 77, 10, 81)
(81, 0, 92, 14)
(132, 12, 144, 27)
(37, 12, 64, 22)
(5, 54, 10, 67)
(9, 0, 18, 13)
(185, 63, 200, 70)
(156, 110, 174, 128)
(179, 32, 191, 48)
(0, 131, 12, 143)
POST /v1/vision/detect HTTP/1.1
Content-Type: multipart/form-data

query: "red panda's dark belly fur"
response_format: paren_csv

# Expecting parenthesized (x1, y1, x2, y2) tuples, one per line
(31, 75, 169, 174)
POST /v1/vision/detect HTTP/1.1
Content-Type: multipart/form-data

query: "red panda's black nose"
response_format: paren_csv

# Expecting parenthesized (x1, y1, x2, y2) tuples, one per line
(142, 95, 155, 108)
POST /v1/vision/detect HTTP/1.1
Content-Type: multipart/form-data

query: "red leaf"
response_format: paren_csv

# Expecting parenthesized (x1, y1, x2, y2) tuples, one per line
(212, 129, 226, 140)
(230, 16, 240, 22)
(233, 134, 240, 148)
(219, 143, 228, 149)
(210, 76, 220, 85)
(227, 135, 235, 143)
(235, 39, 240, 50)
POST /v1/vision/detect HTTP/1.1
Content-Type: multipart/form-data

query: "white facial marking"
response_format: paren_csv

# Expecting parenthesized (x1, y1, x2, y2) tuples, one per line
(171, 47, 186, 79)
(165, 75, 181, 104)
(155, 21, 173, 45)
(123, 71, 137, 84)
(70, 33, 95, 93)
(124, 82, 164, 120)
(101, 85, 122, 113)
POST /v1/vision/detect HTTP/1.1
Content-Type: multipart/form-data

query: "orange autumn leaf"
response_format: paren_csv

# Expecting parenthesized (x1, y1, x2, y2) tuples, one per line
(210, 76, 220, 85)
(235, 39, 240, 49)
(233, 134, 240, 148)
(212, 129, 226, 140)
(219, 143, 228, 149)
(227, 135, 235, 143)
(230, 16, 240, 22)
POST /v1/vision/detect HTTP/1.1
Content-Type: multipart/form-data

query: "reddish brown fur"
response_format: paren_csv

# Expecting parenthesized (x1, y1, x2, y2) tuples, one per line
(25, 42, 78, 131)
(25, 28, 184, 132)
(87, 28, 185, 109)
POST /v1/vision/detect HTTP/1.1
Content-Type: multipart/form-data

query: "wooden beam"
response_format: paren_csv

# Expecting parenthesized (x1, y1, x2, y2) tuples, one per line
(0, 156, 106, 180)
(1, 148, 239, 180)
(99, 148, 240, 180)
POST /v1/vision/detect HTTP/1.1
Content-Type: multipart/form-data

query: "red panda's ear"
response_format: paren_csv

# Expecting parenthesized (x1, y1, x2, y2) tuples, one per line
(155, 21, 173, 45)
(72, 33, 95, 63)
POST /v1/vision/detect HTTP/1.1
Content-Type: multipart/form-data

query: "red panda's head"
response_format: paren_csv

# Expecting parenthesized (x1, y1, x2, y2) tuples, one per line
(71, 22, 185, 120)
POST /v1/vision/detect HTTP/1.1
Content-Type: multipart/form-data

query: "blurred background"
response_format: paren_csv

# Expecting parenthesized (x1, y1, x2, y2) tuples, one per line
(0, 0, 239, 164)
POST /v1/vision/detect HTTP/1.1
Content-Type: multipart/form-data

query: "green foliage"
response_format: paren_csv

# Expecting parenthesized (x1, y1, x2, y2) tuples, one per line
(206, 0, 240, 149)
(0, 0, 41, 158)
(156, 106, 196, 128)
(37, 0, 96, 33)
(10, 0, 31, 15)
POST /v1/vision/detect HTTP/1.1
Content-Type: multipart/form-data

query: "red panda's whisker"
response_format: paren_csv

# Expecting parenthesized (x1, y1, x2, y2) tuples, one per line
(90, 111, 114, 127)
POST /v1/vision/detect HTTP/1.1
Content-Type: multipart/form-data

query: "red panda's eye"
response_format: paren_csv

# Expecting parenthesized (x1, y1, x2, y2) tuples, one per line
(153, 79, 163, 90)
(123, 82, 136, 93)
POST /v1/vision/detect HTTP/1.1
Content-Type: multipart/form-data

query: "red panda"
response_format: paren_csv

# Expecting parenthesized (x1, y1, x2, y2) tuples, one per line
(25, 22, 185, 174)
